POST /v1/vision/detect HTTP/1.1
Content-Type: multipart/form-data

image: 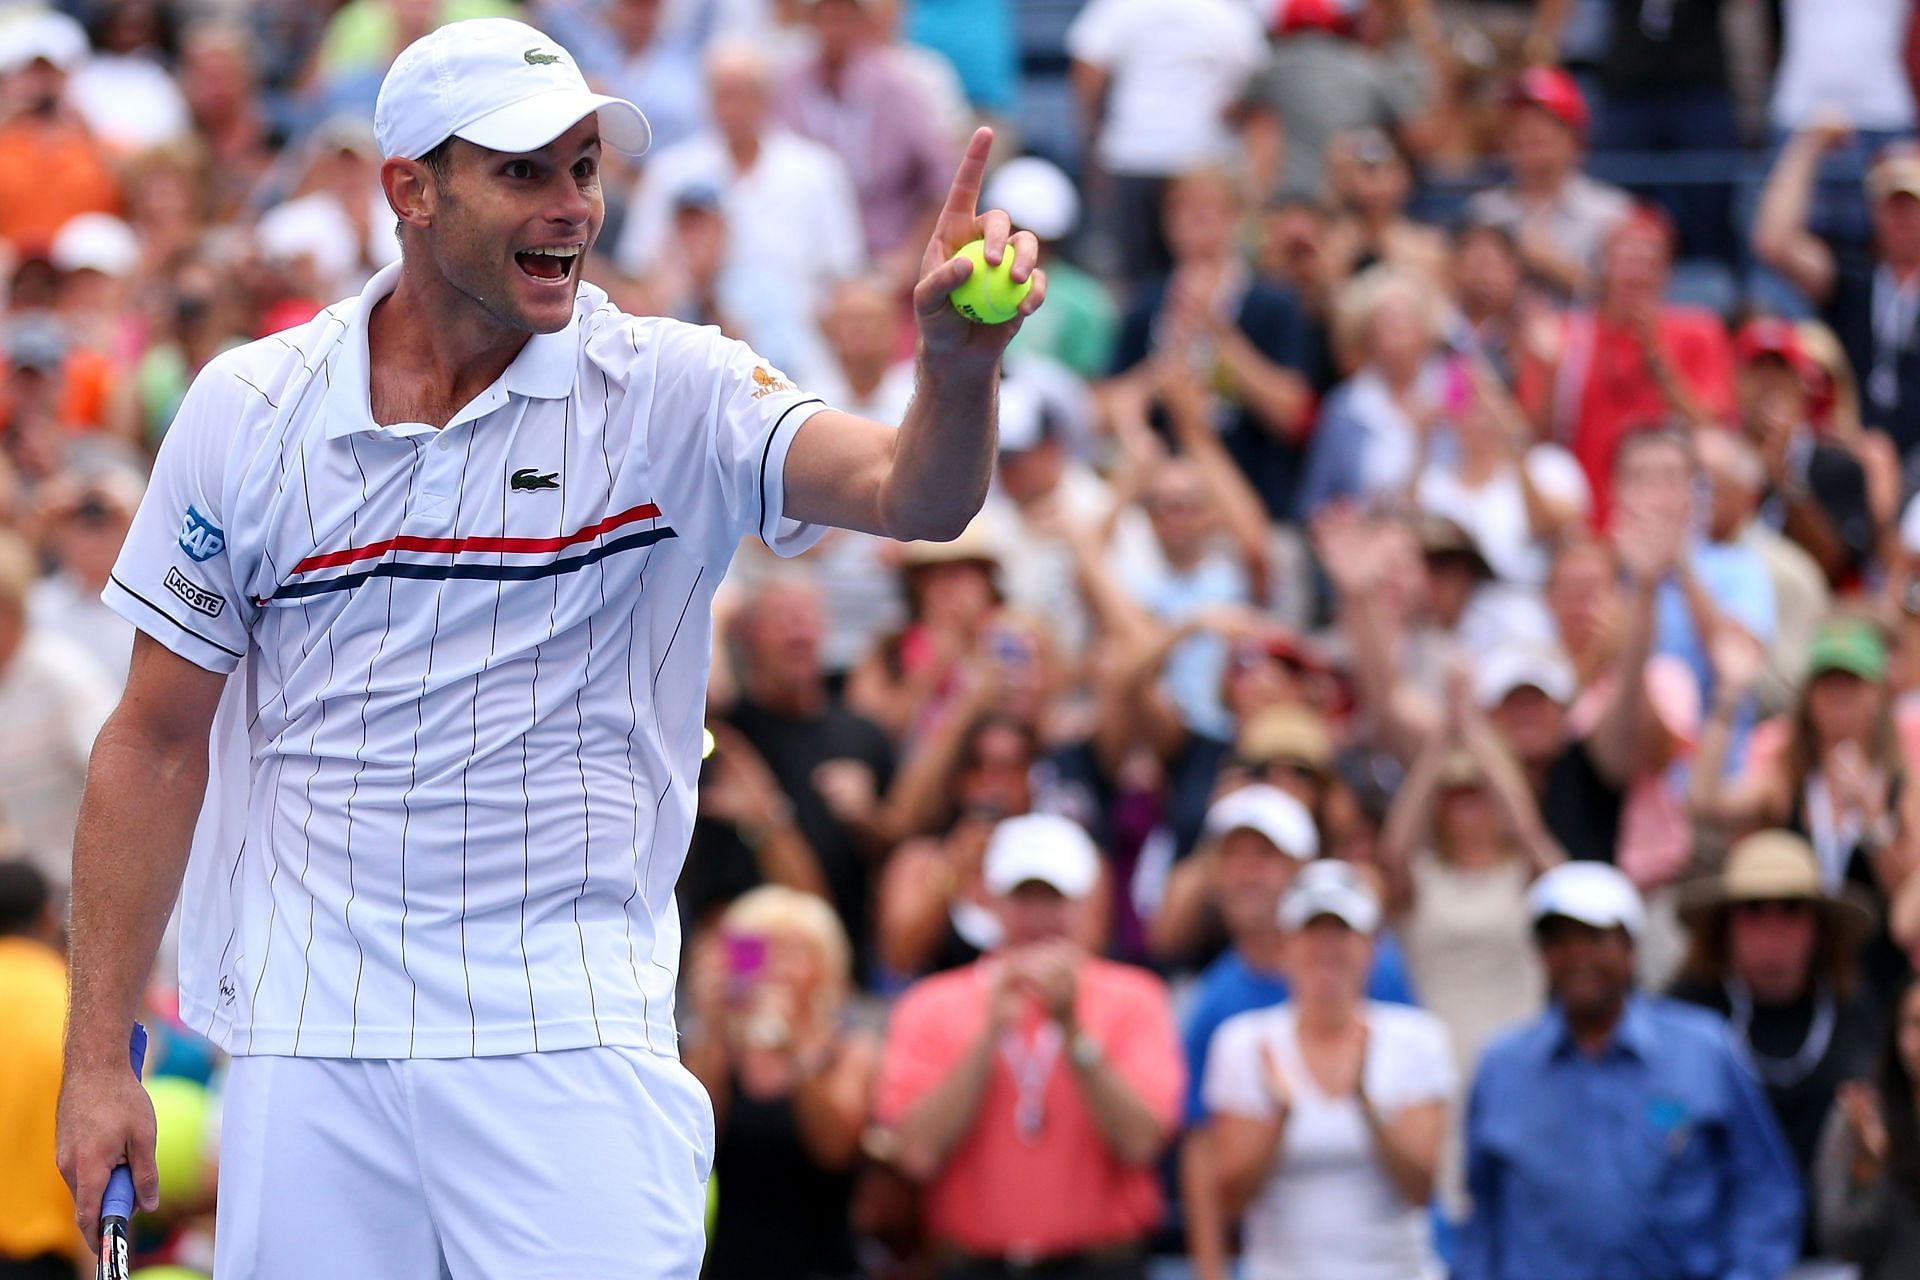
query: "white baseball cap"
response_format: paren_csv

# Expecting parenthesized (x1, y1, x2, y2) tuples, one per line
(374, 19, 651, 162)
(1203, 784, 1318, 861)
(1528, 861, 1645, 939)
(51, 214, 140, 278)
(985, 157, 1080, 242)
(0, 9, 88, 74)
(1473, 640, 1577, 710)
(1278, 859, 1381, 934)
(983, 814, 1101, 900)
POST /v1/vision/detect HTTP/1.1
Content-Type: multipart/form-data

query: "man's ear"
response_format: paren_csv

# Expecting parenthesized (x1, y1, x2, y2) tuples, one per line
(382, 155, 438, 232)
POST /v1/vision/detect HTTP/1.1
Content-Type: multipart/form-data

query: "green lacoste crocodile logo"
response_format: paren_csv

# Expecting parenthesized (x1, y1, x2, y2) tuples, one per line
(511, 467, 560, 492)
(523, 48, 561, 65)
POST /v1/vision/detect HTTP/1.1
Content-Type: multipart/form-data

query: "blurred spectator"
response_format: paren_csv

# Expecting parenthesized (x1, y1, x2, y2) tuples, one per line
(1322, 127, 1447, 284)
(801, 276, 915, 422)
(1243, 1, 1439, 206)
(775, 0, 955, 277)
(30, 467, 141, 685)
(1732, 317, 1882, 587)
(120, 139, 216, 285)
(1464, 68, 1631, 300)
(680, 886, 878, 1280)
(314, 0, 518, 104)
(49, 212, 142, 369)
(1670, 831, 1880, 1259)
(1756, 130, 1920, 458)
(875, 815, 1183, 1280)
(1415, 363, 1591, 589)
(256, 116, 397, 299)
(620, 39, 866, 372)
(0, 860, 76, 1279)
(1298, 265, 1452, 517)
(1111, 172, 1318, 522)
(0, 8, 120, 255)
(1251, 199, 1339, 382)
(1067, 0, 1265, 285)
(1696, 425, 1832, 716)
(177, 22, 275, 220)
(639, 184, 738, 332)
(1769, 0, 1917, 140)
(1458, 863, 1804, 1280)
(67, 0, 192, 154)
(903, 0, 1018, 118)
(1814, 972, 1920, 1278)
(722, 575, 895, 974)
(1204, 860, 1453, 1279)
(132, 255, 249, 449)
(1378, 685, 1559, 1086)
(987, 157, 1121, 382)
(1516, 213, 1737, 521)
(1449, 218, 1532, 385)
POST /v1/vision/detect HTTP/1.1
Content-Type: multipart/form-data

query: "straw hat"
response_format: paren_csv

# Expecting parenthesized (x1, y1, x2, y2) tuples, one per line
(1678, 830, 1874, 941)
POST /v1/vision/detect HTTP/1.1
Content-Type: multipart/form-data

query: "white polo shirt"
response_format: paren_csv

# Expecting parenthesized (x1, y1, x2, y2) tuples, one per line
(106, 263, 832, 1059)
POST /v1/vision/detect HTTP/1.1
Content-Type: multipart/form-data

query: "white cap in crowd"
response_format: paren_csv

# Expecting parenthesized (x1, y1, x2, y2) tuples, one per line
(1203, 785, 1319, 861)
(983, 814, 1101, 900)
(0, 8, 88, 74)
(986, 157, 1082, 243)
(1528, 862, 1645, 939)
(51, 214, 141, 279)
(1278, 859, 1381, 934)
(374, 19, 651, 162)
(1473, 640, 1578, 710)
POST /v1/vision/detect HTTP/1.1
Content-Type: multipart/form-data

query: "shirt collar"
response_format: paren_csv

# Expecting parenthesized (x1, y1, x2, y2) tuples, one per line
(1545, 994, 1653, 1062)
(323, 262, 581, 440)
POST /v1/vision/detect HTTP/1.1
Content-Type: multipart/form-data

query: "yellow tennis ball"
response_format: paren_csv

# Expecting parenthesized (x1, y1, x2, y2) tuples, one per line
(949, 239, 1032, 325)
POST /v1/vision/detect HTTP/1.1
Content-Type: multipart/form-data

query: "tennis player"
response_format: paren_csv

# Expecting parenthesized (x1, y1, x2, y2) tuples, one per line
(55, 18, 1041, 1278)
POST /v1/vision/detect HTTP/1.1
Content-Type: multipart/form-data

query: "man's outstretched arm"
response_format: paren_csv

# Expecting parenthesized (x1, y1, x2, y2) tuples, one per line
(782, 126, 1047, 544)
(57, 633, 226, 1247)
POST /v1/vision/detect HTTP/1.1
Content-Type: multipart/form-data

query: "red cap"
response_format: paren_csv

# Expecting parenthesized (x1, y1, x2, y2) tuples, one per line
(1735, 317, 1834, 412)
(1272, 0, 1362, 37)
(1506, 66, 1589, 136)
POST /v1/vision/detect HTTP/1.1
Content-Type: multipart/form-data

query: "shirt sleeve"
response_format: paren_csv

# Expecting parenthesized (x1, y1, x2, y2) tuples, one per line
(641, 322, 833, 571)
(1104, 972, 1186, 1132)
(102, 359, 255, 673)
(1200, 1013, 1276, 1121)
(873, 981, 965, 1126)
(1064, 0, 1123, 67)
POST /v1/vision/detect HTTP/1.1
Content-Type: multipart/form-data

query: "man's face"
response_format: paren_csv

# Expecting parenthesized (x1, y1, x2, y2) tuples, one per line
(744, 582, 824, 690)
(809, 0, 873, 58)
(1601, 231, 1670, 307)
(1504, 106, 1576, 185)
(708, 59, 768, 142)
(822, 282, 900, 368)
(1726, 900, 1818, 997)
(1538, 917, 1635, 1022)
(1143, 464, 1214, 560)
(1546, 542, 1617, 654)
(997, 442, 1064, 506)
(1455, 229, 1521, 316)
(1874, 191, 1920, 267)
(9, 59, 65, 115)
(412, 119, 605, 335)
(1283, 916, 1372, 1002)
(1612, 436, 1692, 527)
(1214, 829, 1300, 938)
(1164, 178, 1239, 263)
(996, 881, 1076, 947)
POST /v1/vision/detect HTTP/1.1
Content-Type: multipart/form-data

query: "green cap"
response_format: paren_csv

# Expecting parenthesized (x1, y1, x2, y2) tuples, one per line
(1807, 617, 1887, 683)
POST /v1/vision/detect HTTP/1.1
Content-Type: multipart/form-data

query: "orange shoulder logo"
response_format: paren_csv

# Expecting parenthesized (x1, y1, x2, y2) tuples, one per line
(751, 366, 794, 398)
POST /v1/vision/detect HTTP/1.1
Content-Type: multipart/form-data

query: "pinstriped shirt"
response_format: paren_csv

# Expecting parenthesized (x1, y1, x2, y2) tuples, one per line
(105, 264, 831, 1058)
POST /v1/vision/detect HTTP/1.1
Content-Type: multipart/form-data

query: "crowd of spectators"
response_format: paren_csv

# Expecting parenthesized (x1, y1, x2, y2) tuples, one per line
(9, 0, 1920, 1278)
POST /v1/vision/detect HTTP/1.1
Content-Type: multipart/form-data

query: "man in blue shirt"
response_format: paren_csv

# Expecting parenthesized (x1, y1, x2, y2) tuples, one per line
(1460, 862, 1803, 1280)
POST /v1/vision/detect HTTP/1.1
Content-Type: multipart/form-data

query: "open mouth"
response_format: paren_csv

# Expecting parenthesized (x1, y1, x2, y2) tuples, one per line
(515, 243, 582, 284)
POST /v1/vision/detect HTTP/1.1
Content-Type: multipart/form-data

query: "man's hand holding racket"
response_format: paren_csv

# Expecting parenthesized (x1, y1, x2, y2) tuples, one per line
(56, 1022, 158, 1266)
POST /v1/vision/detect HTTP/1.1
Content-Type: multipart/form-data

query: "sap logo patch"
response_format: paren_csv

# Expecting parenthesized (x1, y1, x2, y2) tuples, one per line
(165, 567, 226, 618)
(178, 506, 225, 562)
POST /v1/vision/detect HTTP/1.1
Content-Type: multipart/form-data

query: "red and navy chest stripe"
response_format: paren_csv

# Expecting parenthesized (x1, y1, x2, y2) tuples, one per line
(256, 501, 675, 604)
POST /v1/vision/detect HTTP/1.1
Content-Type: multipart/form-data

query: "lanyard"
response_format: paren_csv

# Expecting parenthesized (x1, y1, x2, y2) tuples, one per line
(1727, 981, 1837, 1090)
(999, 1022, 1063, 1145)
(1868, 266, 1920, 410)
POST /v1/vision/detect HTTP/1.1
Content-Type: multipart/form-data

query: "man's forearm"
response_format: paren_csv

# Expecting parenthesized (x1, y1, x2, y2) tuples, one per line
(880, 359, 998, 543)
(1070, 1048, 1169, 1165)
(65, 721, 209, 1070)
(892, 1027, 998, 1181)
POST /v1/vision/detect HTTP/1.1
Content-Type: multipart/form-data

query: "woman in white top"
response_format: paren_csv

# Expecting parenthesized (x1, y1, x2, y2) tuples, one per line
(1203, 860, 1455, 1280)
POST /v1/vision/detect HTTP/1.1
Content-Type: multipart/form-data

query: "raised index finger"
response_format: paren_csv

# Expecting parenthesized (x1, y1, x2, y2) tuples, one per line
(936, 126, 995, 240)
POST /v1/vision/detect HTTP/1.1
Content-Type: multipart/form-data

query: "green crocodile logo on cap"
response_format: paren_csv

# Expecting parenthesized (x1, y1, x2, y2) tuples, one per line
(523, 48, 561, 65)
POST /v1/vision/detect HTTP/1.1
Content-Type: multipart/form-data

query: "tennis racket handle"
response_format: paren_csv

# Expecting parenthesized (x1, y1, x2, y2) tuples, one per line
(99, 1217, 131, 1280)
(99, 1023, 149, 1222)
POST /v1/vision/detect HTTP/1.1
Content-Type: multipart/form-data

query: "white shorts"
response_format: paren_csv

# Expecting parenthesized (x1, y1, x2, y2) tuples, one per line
(213, 1047, 715, 1280)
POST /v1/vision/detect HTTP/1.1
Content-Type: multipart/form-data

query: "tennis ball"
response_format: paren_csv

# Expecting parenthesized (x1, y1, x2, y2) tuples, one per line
(949, 239, 1032, 325)
(144, 1076, 212, 1205)
(132, 1268, 209, 1280)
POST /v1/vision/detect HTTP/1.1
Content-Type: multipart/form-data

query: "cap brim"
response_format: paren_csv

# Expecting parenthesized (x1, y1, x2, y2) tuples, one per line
(455, 88, 652, 157)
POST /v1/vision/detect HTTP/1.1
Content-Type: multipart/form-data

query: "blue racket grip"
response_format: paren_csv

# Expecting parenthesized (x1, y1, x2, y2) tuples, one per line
(100, 1023, 148, 1221)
